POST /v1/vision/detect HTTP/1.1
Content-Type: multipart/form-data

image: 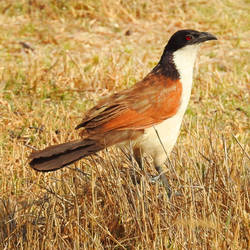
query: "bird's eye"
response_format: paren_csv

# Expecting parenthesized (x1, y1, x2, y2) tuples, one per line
(185, 35, 193, 41)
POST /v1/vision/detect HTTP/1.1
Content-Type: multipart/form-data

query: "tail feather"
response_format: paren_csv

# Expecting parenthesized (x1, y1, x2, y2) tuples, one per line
(29, 139, 104, 172)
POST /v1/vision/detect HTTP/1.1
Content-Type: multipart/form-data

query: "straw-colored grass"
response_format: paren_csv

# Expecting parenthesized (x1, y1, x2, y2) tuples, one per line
(0, 0, 249, 249)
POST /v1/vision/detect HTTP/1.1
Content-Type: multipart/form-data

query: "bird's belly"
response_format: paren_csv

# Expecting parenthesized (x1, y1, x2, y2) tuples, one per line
(132, 112, 184, 166)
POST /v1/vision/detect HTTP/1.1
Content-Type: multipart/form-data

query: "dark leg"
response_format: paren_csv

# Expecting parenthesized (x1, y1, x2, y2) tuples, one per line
(133, 148, 172, 198)
(133, 147, 143, 170)
(126, 147, 142, 185)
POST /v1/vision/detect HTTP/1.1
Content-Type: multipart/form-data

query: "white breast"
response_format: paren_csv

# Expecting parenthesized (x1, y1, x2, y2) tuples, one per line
(133, 44, 200, 166)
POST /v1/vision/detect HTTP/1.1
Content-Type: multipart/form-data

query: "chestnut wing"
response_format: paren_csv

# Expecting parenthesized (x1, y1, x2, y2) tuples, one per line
(76, 74, 182, 134)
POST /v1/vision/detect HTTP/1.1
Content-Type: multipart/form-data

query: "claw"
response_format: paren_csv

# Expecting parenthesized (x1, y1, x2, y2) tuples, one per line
(149, 174, 161, 183)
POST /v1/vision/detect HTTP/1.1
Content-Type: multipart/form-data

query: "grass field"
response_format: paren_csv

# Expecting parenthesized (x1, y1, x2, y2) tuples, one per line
(0, 0, 249, 249)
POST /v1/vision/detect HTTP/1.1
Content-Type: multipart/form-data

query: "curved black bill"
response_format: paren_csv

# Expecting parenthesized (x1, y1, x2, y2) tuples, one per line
(196, 32, 217, 43)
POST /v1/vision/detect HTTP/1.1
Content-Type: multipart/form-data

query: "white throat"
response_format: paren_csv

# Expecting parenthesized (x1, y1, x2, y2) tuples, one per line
(173, 44, 199, 86)
(173, 44, 199, 112)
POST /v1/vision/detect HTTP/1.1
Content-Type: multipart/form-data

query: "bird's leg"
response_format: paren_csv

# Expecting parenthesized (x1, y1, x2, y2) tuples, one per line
(134, 148, 172, 198)
(133, 148, 171, 197)
(127, 147, 143, 185)
(133, 147, 143, 170)
(154, 165, 172, 198)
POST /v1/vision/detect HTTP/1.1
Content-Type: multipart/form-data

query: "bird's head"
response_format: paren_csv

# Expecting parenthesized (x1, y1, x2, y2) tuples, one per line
(156, 29, 217, 80)
(165, 29, 217, 52)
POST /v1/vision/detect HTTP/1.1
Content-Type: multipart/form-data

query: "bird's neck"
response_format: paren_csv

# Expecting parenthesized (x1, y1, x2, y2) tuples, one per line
(153, 44, 199, 114)
(172, 44, 199, 90)
(173, 44, 200, 114)
(152, 51, 180, 80)
(152, 44, 199, 96)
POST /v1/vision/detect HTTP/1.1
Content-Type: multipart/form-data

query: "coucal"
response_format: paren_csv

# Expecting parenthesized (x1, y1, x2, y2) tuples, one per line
(29, 30, 217, 196)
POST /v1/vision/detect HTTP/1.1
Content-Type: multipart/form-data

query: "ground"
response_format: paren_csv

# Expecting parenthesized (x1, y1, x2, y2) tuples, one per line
(0, 0, 249, 249)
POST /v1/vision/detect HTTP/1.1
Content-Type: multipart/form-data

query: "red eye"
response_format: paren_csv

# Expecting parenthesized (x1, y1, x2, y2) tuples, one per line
(185, 35, 192, 41)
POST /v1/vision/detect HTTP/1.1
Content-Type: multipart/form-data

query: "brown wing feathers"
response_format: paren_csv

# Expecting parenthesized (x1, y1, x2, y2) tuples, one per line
(77, 75, 182, 133)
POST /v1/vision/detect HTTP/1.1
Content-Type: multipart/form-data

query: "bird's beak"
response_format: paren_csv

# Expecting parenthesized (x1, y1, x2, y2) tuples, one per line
(196, 32, 217, 43)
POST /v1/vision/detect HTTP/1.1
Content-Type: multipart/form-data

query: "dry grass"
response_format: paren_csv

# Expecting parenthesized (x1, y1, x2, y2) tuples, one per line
(0, 0, 249, 249)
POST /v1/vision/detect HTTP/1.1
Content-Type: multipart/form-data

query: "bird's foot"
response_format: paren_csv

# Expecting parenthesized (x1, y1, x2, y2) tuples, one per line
(149, 174, 161, 183)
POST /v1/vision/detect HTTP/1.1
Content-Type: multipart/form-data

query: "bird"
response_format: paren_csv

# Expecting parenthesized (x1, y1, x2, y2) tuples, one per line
(29, 29, 217, 197)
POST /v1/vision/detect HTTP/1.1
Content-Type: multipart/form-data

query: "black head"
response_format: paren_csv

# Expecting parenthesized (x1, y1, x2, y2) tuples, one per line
(153, 29, 217, 79)
(165, 29, 217, 52)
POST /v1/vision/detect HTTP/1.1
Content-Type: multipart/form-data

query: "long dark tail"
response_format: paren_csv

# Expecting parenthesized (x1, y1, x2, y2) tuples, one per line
(29, 139, 104, 172)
